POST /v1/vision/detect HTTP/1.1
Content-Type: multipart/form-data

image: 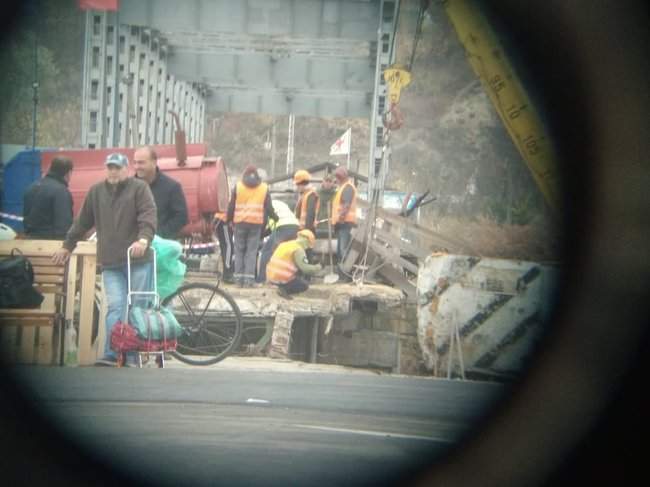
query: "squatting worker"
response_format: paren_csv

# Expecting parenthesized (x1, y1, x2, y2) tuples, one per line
(293, 169, 320, 234)
(266, 229, 322, 299)
(52, 153, 157, 367)
(227, 164, 277, 288)
(133, 145, 189, 239)
(23, 156, 74, 239)
(331, 166, 357, 267)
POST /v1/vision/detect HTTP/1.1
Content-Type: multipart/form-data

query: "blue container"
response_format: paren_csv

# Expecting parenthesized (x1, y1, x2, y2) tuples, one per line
(1, 150, 42, 232)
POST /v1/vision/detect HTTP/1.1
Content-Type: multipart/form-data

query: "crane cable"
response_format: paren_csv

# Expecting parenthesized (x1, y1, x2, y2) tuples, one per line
(408, 0, 429, 72)
(350, 2, 430, 286)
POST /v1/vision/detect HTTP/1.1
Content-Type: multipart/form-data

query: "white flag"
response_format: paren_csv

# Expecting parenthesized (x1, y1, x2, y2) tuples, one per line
(329, 128, 351, 156)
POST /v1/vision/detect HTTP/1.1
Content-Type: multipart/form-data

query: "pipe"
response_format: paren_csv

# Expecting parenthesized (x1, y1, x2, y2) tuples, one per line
(169, 110, 187, 167)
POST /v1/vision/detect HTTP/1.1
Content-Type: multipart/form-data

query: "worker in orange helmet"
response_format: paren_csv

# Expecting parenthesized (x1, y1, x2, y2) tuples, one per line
(293, 169, 320, 235)
(266, 229, 323, 299)
(331, 166, 357, 268)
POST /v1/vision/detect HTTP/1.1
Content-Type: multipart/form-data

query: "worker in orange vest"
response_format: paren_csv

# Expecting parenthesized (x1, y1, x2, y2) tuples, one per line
(331, 166, 357, 267)
(266, 229, 322, 299)
(293, 169, 320, 234)
(213, 210, 234, 283)
(227, 164, 277, 287)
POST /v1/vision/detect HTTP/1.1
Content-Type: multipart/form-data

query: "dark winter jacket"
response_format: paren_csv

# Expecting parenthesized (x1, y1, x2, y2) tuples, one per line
(63, 178, 157, 268)
(23, 174, 73, 239)
(140, 168, 188, 239)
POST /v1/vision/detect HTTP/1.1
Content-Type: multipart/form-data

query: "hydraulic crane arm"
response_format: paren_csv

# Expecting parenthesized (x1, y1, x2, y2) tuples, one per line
(443, 0, 561, 211)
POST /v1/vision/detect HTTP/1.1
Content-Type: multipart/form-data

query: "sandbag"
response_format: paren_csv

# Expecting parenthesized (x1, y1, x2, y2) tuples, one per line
(129, 305, 183, 341)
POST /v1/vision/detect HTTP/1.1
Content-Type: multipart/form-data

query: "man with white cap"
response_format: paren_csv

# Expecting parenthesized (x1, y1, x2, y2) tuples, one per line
(53, 152, 157, 366)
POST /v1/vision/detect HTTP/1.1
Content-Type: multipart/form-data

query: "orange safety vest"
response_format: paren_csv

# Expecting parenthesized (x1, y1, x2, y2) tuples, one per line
(266, 240, 301, 284)
(233, 181, 268, 224)
(331, 181, 357, 225)
(296, 188, 320, 229)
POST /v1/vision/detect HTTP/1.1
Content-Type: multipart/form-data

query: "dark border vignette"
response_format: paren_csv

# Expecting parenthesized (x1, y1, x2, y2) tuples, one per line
(1, 1, 649, 486)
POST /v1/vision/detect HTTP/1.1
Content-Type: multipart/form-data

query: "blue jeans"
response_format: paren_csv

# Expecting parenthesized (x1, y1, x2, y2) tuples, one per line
(234, 223, 263, 283)
(335, 223, 353, 263)
(102, 261, 154, 360)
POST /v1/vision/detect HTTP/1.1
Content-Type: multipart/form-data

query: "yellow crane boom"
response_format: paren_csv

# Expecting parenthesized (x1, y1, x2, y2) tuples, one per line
(443, 0, 561, 210)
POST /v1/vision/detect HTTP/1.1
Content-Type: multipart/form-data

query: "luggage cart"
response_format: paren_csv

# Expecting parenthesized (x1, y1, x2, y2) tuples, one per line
(115, 246, 177, 368)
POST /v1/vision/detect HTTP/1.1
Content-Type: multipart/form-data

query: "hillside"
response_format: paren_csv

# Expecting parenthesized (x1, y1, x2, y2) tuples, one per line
(0, 0, 560, 261)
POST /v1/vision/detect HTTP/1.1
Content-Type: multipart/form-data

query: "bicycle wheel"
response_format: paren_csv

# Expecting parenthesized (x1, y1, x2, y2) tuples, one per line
(161, 282, 242, 366)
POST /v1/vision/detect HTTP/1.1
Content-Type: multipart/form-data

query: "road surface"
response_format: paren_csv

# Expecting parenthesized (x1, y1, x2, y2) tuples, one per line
(6, 358, 505, 486)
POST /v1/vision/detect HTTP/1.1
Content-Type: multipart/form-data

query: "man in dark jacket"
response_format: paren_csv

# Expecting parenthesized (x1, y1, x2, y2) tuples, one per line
(23, 156, 74, 239)
(53, 153, 157, 367)
(133, 145, 188, 239)
(227, 164, 277, 287)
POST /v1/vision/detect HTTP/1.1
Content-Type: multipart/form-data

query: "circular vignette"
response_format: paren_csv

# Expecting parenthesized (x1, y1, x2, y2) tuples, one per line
(0, 1, 648, 487)
(412, 1, 650, 486)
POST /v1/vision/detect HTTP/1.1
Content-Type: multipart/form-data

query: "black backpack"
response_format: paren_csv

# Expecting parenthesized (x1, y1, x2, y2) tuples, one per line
(0, 249, 45, 309)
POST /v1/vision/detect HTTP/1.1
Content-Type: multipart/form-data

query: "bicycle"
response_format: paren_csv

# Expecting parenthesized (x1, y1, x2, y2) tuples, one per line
(161, 282, 242, 366)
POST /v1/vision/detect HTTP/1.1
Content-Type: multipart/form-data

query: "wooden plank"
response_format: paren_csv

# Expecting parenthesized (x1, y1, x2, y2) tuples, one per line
(0, 240, 63, 255)
(33, 275, 64, 285)
(0, 317, 55, 327)
(25, 257, 60, 266)
(36, 326, 55, 365)
(65, 255, 78, 325)
(0, 294, 56, 317)
(35, 285, 64, 294)
(368, 241, 419, 274)
(358, 199, 477, 254)
(375, 228, 431, 260)
(18, 326, 36, 364)
(73, 241, 98, 256)
(94, 285, 107, 362)
(377, 264, 417, 301)
(0, 309, 57, 317)
(78, 254, 97, 365)
(0, 326, 18, 362)
(54, 321, 64, 364)
(32, 266, 65, 275)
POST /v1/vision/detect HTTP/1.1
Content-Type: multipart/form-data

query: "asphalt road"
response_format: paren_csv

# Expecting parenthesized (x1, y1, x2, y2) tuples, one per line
(6, 362, 505, 486)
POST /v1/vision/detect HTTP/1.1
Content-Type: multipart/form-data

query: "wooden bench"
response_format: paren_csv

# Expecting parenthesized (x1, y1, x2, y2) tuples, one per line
(0, 240, 69, 365)
(0, 240, 99, 365)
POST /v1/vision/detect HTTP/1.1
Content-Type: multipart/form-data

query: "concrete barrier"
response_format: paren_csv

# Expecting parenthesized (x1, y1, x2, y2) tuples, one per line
(417, 253, 558, 379)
